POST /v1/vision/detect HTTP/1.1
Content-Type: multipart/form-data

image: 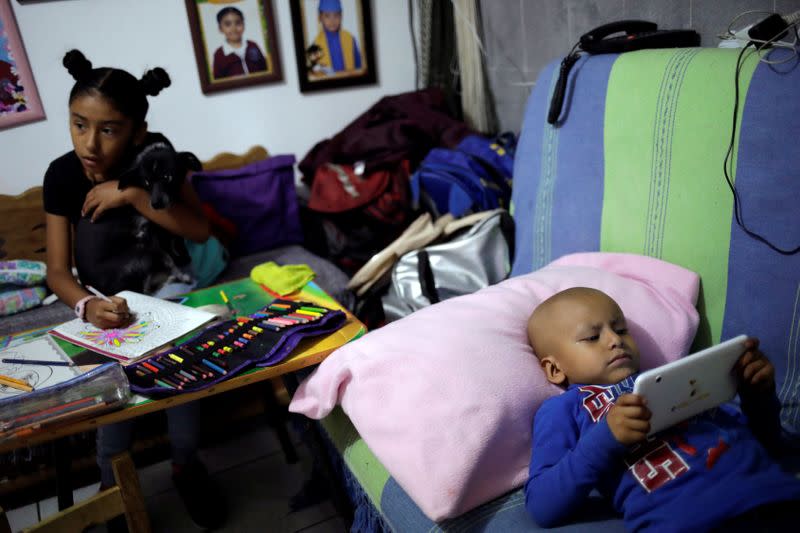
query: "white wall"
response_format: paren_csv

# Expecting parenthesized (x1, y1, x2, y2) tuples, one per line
(0, 0, 416, 195)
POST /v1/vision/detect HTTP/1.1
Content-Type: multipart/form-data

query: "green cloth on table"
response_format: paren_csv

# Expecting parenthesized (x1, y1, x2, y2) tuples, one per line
(250, 261, 315, 295)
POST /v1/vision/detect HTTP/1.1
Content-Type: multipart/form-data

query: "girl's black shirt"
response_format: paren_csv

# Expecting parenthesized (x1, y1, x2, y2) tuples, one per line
(42, 132, 164, 225)
(42, 150, 94, 226)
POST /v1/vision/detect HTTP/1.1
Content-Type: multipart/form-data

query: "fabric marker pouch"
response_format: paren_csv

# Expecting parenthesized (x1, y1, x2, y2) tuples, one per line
(124, 299, 347, 396)
(0, 363, 130, 442)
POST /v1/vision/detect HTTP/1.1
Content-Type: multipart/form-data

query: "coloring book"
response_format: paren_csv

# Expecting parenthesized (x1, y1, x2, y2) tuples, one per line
(0, 336, 80, 398)
(50, 291, 215, 363)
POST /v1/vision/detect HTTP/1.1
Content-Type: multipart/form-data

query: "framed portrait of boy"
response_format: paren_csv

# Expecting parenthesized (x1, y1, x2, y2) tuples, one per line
(289, 0, 376, 93)
(185, 0, 283, 94)
(0, 0, 45, 130)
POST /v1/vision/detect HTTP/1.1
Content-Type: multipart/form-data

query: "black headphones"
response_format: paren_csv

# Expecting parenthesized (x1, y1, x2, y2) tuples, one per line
(547, 21, 700, 125)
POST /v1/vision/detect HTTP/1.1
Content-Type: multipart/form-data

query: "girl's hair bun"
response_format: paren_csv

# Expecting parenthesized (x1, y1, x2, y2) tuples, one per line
(63, 49, 93, 81)
(139, 67, 171, 96)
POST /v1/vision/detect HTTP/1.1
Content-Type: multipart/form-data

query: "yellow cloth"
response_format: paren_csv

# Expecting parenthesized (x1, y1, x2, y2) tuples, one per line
(250, 262, 315, 295)
(313, 28, 357, 71)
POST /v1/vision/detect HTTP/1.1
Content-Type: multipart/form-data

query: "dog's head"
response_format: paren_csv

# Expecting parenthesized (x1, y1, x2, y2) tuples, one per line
(118, 141, 202, 209)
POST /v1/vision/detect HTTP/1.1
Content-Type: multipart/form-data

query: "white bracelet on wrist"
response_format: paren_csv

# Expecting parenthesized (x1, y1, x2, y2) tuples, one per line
(74, 295, 99, 321)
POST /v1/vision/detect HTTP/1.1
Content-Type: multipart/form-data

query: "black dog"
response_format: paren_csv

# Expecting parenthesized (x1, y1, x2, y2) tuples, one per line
(74, 134, 202, 296)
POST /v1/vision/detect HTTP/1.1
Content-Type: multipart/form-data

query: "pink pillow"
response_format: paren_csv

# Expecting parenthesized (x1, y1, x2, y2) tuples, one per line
(289, 252, 700, 520)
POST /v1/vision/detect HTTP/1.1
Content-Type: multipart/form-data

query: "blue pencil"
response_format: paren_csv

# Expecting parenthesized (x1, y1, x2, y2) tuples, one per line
(2, 358, 74, 367)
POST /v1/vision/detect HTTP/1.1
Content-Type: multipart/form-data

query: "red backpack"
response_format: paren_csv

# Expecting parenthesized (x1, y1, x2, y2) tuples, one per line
(304, 161, 412, 274)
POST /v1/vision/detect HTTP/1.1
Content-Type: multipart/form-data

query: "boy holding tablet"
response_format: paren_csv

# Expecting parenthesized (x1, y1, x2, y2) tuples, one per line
(525, 287, 799, 531)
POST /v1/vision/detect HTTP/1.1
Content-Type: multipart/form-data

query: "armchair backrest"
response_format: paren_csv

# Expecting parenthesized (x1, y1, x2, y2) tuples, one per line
(511, 47, 800, 433)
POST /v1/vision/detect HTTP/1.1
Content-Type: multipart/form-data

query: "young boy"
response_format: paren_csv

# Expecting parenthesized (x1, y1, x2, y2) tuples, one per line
(312, 0, 362, 75)
(212, 6, 268, 79)
(525, 287, 800, 532)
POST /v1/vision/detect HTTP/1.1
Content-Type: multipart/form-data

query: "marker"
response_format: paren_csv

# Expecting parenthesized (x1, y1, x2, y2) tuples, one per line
(2, 358, 74, 367)
(220, 290, 236, 315)
(201, 359, 226, 375)
(0, 374, 33, 392)
(142, 362, 160, 374)
(147, 359, 165, 370)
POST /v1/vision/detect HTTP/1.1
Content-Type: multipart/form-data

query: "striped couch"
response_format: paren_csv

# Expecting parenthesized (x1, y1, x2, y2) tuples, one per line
(321, 46, 800, 531)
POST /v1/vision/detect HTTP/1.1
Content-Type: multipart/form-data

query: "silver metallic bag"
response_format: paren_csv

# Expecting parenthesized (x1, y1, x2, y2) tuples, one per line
(382, 210, 514, 321)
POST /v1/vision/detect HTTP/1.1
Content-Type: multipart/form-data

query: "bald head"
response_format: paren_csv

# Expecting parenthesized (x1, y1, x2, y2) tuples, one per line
(528, 287, 606, 357)
(527, 287, 640, 386)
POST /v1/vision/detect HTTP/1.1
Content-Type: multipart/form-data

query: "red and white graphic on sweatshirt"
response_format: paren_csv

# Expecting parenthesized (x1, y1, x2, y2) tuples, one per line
(625, 439, 690, 492)
(579, 385, 617, 422)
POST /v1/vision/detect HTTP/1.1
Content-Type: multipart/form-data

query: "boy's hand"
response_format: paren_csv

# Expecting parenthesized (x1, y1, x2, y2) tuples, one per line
(86, 296, 131, 329)
(607, 394, 651, 446)
(734, 337, 776, 397)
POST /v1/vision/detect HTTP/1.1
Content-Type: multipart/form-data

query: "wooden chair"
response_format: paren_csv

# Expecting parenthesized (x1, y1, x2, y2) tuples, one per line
(0, 453, 150, 533)
(200, 145, 269, 172)
(0, 187, 46, 261)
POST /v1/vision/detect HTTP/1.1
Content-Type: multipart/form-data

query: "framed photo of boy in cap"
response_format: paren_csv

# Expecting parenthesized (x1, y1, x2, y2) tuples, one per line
(289, 0, 376, 93)
(185, 0, 283, 94)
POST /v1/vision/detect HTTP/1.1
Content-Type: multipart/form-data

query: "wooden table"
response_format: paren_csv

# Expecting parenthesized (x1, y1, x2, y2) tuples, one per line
(0, 278, 365, 513)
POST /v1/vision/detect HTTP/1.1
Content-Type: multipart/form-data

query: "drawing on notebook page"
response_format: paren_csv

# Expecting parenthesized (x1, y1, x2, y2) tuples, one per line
(50, 291, 215, 363)
(0, 336, 80, 398)
(78, 314, 153, 348)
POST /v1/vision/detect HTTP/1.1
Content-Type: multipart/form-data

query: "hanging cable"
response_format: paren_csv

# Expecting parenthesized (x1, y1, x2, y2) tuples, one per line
(723, 17, 800, 255)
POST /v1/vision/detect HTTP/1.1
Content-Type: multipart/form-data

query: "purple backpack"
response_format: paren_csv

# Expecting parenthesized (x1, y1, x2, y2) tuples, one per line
(191, 155, 303, 256)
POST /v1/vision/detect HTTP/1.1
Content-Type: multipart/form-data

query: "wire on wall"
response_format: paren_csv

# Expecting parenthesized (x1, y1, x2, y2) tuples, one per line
(723, 12, 800, 255)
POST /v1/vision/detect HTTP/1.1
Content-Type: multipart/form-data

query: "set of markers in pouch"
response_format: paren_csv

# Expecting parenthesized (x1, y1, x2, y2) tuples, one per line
(124, 299, 346, 396)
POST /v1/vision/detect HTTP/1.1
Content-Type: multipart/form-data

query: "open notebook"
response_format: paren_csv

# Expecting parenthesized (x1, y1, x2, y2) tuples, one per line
(50, 291, 216, 364)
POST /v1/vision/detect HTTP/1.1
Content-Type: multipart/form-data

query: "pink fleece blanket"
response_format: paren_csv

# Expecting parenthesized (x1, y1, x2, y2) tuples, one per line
(290, 252, 700, 520)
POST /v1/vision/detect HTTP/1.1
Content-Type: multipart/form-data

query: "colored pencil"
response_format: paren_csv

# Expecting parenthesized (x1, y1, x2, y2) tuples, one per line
(0, 374, 33, 392)
(2, 358, 74, 367)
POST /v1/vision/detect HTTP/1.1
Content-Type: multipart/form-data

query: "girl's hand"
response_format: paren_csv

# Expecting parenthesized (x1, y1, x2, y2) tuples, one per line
(607, 394, 651, 446)
(734, 338, 776, 397)
(85, 296, 131, 329)
(82, 181, 130, 221)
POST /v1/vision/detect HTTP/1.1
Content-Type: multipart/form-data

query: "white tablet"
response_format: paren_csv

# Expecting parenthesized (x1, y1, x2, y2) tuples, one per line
(632, 334, 748, 436)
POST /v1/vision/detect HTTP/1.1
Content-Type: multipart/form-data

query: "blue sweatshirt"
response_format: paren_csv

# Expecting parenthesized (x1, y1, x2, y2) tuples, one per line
(525, 376, 800, 532)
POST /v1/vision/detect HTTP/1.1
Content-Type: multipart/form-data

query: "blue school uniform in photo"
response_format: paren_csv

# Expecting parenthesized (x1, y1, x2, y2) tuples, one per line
(525, 375, 800, 532)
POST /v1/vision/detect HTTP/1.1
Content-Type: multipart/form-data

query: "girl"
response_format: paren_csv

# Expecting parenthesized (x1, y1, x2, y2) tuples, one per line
(43, 49, 224, 530)
(212, 6, 268, 79)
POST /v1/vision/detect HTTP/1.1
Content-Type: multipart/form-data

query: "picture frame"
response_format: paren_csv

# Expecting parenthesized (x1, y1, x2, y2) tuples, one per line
(289, 0, 376, 93)
(0, 0, 45, 130)
(184, 0, 283, 95)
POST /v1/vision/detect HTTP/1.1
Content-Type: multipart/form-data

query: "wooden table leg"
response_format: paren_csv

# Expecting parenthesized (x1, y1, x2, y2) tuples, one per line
(53, 437, 73, 510)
